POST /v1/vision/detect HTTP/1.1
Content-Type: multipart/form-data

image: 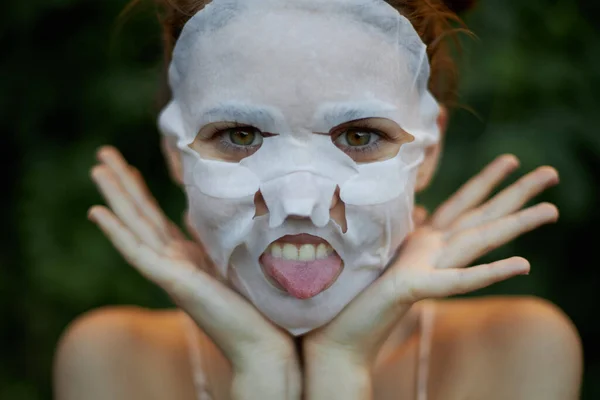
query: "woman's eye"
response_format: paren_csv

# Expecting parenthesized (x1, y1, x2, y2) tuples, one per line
(334, 130, 380, 147)
(329, 119, 412, 163)
(225, 128, 263, 147)
(190, 124, 266, 162)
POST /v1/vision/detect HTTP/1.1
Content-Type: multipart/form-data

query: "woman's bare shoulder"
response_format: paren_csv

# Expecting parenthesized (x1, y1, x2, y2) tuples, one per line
(54, 306, 196, 400)
(432, 296, 583, 400)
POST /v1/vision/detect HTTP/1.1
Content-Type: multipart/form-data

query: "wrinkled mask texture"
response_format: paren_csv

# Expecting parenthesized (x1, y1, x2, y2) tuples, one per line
(159, 0, 441, 335)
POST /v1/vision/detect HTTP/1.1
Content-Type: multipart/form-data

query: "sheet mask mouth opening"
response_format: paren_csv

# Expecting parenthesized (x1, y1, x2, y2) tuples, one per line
(259, 234, 344, 299)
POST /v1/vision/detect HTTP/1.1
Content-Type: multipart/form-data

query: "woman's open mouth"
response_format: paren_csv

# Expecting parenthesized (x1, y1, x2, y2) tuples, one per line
(259, 234, 344, 300)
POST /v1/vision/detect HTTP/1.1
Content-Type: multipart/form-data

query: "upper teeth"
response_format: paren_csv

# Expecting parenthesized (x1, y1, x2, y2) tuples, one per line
(269, 242, 333, 261)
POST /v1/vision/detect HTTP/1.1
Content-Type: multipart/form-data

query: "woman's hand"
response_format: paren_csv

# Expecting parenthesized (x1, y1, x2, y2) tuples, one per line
(303, 155, 560, 399)
(88, 146, 300, 400)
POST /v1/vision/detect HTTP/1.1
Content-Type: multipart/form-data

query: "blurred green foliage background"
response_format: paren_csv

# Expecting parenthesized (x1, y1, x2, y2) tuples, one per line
(1, 0, 599, 398)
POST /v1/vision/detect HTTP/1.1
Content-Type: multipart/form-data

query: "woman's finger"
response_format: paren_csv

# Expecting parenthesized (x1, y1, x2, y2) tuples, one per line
(91, 165, 165, 252)
(88, 206, 166, 280)
(430, 154, 520, 229)
(411, 257, 530, 300)
(130, 166, 187, 241)
(440, 203, 559, 269)
(89, 206, 204, 292)
(447, 166, 559, 234)
(97, 146, 174, 239)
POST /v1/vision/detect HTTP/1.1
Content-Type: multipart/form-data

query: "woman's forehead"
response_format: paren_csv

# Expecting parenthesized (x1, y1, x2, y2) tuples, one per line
(172, 0, 426, 76)
(205, 11, 400, 61)
(177, 12, 414, 117)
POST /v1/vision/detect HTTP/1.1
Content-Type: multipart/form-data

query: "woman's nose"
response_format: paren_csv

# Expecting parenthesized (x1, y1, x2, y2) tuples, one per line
(253, 184, 346, 231)
(330, 186, 340, 209)
(254, 191, 269, 217)
(329, 187, 347, 232)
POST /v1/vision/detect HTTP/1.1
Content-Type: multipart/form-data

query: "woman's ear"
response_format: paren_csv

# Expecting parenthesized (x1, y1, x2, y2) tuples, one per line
(415, 106, 448, 192)
(161, 136, 184, 186)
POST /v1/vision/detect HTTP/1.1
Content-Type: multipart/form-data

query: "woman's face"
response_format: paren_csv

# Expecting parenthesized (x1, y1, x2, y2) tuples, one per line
(161, 2, 440, 334)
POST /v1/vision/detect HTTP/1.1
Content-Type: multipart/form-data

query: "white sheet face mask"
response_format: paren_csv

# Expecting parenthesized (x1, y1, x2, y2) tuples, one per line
(159, 0, 441, 335)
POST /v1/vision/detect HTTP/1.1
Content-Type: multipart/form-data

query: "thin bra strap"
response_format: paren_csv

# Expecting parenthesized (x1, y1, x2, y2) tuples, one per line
(182, 312, 214, 400)
(416, 301, 436, 400)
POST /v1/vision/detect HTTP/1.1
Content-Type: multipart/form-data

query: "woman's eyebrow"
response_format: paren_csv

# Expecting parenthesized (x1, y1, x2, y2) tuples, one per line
(313, 101, 397, 129)
(200, 104, 278, 128)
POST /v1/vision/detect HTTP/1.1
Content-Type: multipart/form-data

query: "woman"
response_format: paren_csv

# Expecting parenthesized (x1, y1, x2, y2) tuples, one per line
(53, 0, 582, 399)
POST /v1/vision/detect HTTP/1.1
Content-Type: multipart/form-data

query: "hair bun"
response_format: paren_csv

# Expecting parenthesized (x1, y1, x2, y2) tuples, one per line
(443, 0, 477, 13)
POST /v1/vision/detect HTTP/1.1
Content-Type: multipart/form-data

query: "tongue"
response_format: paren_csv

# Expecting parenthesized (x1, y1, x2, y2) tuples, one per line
(261, 252, 343, 299)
